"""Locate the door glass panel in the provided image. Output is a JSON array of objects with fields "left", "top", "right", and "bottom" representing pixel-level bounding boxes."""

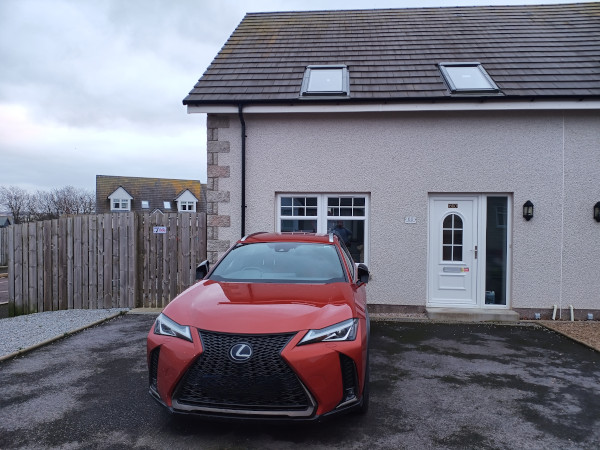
[
  {"left": 442, "top": 214, "right": 463, "bottom": 262},
  {"left": 485, "top": 197, "right": 508, "bottom": 305}
]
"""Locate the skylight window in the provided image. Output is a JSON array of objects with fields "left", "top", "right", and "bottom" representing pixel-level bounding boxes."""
[
  {"left": 439, "top": 62, "right": 500, "bottom": 94},
  {"left": 301, "top": 65, "right": 349, "bottom": 97}
]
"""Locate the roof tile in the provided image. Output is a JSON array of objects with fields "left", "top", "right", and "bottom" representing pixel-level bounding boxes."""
[{"left": 184, "top": 3, "right": 600, "bottom": 103}]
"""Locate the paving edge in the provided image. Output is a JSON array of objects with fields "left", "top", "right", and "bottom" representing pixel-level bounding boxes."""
[{"left": 0, "top": 310, "right": 128, "bottom": 362}]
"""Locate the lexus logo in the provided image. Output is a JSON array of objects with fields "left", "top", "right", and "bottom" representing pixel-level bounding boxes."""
[{"left": 229, "top": 343, "right": 253, "bottom": 362}]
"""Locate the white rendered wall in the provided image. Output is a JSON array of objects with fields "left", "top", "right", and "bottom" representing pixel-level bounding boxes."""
[{"left": 212, "top": 110, "right": 600, "bottom": 310}]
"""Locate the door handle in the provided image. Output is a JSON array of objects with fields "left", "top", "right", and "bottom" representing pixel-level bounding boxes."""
[{"left": 474, "top": 245, "right": 478, "bottom": 259}]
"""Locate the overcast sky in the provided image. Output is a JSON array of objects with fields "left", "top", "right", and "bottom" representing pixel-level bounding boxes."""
[{"left": 0, "top": 0, "right": 592, "bottom": 193}]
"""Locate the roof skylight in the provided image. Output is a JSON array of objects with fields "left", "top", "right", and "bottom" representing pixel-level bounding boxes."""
[
  {"left": 301, "top": 65, "right": 349, "bottom": 97},
  {"left": 439, "top": 62, "right": 500, "bottom": 94}
]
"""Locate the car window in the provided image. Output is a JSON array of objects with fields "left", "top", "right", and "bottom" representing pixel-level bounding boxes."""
[
  {"left": 209, "top": 242, "right": 347, "bottom": 284},
  {"left": 338, "top": 240, "right": 356, "bottom": 282}
]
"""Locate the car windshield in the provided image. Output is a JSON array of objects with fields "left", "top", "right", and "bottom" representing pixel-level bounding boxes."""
[{"left": 209, "top": 242, "right": 347, "bottom": 284}]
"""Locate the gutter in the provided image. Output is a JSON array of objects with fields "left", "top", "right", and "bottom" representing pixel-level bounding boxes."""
[{"left": 238, "top": 104, "right": 246, "bottom": 238}]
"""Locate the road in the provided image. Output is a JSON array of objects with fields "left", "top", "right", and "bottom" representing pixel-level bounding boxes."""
[{"left": 1, "top": 315, "right": 599, "bottom": 449}]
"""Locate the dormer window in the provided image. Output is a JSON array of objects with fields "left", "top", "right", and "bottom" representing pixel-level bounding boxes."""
[
  {"left": 438, "top": 62, "right": 500, "bottom": 94},
  {"left": 179, "top": 201, "right": 196, "bottom": 212},
  {"left": 175, "top": 189, "right": 199, "bottom": 213},
  {"left": 108, "top": 186, "right": 133, "bottom": 212},
  {"left": 112, "top": 199, "right": 130, "bottom": 210},
  {"left": 301, "top": 65, "right": 349, "bottom": 97}
]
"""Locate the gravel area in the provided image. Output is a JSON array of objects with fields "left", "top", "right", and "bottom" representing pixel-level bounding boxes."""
[{"left": 0, "top": 309, "right": 128, "bottom": 360}]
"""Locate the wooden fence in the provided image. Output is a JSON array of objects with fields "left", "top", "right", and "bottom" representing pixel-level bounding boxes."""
[
  {"left": 6, "top": 212, "right": 206, "bottom": 316},
  {"left": 0, "top": 227, "right": 7, "bottom": 266}
]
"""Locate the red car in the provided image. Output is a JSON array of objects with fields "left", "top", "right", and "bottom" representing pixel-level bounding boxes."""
[{"left": 147, "top": 232, "right": 370, "bottom": 420}]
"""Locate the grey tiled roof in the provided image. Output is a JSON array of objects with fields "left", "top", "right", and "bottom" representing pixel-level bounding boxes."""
[
  {"left": 184, "top": 3, "right": 600, "bottom": 104},
  {"left": 95, "top": 175, "right": 205, "bottom": 214}
]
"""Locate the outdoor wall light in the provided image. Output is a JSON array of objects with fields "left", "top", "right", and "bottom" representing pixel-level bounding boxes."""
[
  {"left": 523, "top": 200, "right": 534, "bottom": 221},
  {"left": 594, "top": 202, "right": 600, "bottom": 222}
]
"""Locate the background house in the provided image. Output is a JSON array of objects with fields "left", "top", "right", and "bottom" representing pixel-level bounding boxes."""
[
  {"left": 183, "top": 3, "right": 600, "bottom": 320},
  {"left": 96, "top": 175, "right": 206, "bottom": 214},
  {"left": 0, "top": 216, "right": 12, "bottom": 228}
]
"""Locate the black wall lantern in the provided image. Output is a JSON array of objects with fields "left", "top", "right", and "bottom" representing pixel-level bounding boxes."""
[
  {"left": 594, "top": 202, "right": 600, "bottom": 222},
  {"left": 523, "top": 200, "right": 534, "bottom": 221}
]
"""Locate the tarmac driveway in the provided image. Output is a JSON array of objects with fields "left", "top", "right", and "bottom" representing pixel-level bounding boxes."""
[{"left": 1, "top": 314, "right": 599, "bottom": 449}]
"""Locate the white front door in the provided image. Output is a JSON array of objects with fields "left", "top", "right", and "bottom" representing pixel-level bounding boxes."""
[
  {"left": 428, "top": 196, "right": 478, "bottom": 307},
  {"left": 428, "top": 194, "right": 512, "bottom": 308}
]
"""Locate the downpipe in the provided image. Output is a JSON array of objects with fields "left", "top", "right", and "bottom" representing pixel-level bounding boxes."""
[
  {"left": 238, "top": 104, "right": 246, "bottom": 238},
  {"left": 569, "top": 304, "right": 574, "bottom": 321},
  {"left": 552, "top": 304, "right": 558, "bottom": 321}
]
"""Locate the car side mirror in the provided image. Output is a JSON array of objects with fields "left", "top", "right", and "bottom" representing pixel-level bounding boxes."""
[
  {"left": 196, "top": 260, "right": 210, "bottom": 280},
  {"left": 356, "top": 263, "right": 370, "bottom": 285}
]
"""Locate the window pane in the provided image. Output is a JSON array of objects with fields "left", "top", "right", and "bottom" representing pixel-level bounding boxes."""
[
  {"left": 281, "top": 197, "right": 292, "bottom": 206},
  {"left": 328, "top": 219, "right": 365, "bottom": 263},
  {"left": 281, "top": 220, "right": 317, "bottom": 233},
  {"left": 340, "top": 198, "right": 352, "bottom": 206},
  {"left": 340, "top": 208, "right": 353, "bottom": 216},
  {"left": 444, "top": 65, "right": 496, "bottom": 91},
  {"left": 281, "top": 207, "right": 292, "bottom": 216},
  {"left": 328, "top": 198, "right": 339, "bottom": 207},
  {"left": 443, "top": 246, "right": 452, "bottom": 261},
  {"left": 443, "top": 216, "right": 452, "bottom": 228},
  {"left": 307, "top": 69, "right": 343, "bottom": 92},
  {"left": 454, "top": 230, "right": 463, "bottom": 245},
  {"left": 293, "top": 198, "right": 305, "bottom": 206},
  {"left": 454, "top": 216, "right": 463, "bottom": 229},
  {"left": 328, "top": 207, "right": 339, "bottom": 216},
  {"left": 443, "top": 230, "right": 452, "bottom": 245},
  {"left": 354, "top": 198, "right": 365, "bottom": 207},
  {"left": 306, "top": 208, "right": 317, "bottom": 216},
  {"left": 486, "top": 197, "right": 508, "bottom": 305},
  {"left": 306, "top": 198, "right": 317, "bottom": 206},
  {"left": 453, "top": 246, "right": 463, "bottom": 261},
  {"left": 353, "top": 208, "right": 365, "bottom": 216}
]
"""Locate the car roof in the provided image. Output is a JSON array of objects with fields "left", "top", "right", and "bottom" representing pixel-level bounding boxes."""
[{"left": 239, "top": 232, "right": 334, "bottom": 244}]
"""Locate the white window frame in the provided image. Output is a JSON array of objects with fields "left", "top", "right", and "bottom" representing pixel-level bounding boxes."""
[
  {"left": 178, "top": 201, "right": 196, "bottom": 212},
  {"left": 276, "top": 193, "right": 369, "bottom": 265},
  {"left": 111, "top": 198, "right": 130, "bottom": 211}
]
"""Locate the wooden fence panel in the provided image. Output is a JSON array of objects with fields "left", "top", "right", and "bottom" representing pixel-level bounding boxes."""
[
  {"left": 6, "top": 212, "right": 206, "bottom": 316},
  {"left": 0, "top": 228, "right": 8, "bottom": 266}
]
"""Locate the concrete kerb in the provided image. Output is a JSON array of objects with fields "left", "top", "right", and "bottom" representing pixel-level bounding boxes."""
[{"left": 0, "top": 310, "right": 129, "bottom": 363}]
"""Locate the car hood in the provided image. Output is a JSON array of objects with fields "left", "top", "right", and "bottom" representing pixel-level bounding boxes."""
[{"left": 162, "top": 280, "right": 356, "bottom": 334}]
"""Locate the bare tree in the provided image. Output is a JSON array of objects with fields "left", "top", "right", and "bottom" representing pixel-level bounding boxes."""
[
  {"left": 0, "top": 185, "right": 96, "bottom": 222},
  {"left": 0, "top": 185, "right": 31, "bottom": 224}
]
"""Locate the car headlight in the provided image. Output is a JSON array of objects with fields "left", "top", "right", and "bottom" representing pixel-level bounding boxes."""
[
  {"left": 154, "top": 313, "right": 193, "bottom": 342},
  {"left": 298, "top": 319, "right": 358, "bottom": 345}
]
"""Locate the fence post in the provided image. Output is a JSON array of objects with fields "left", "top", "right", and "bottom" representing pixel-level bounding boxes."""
[{"left": 8, "top": 225, "right": 15, "bottom": 317}]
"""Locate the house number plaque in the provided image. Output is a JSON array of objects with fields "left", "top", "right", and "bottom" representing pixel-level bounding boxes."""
[{"left": 448, "top": 204, "right": 458, "bottom": 208}]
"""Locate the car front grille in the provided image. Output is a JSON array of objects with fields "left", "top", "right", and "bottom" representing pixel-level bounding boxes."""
[
  {"left": 339, "top": 353, "right": 359, "bottom": 405},
  {"left": 149, "top": 348, "right": 160, "bottom": 392},
  {"left": 173, "top": 331, "right": 314, "bottom": 416}
]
